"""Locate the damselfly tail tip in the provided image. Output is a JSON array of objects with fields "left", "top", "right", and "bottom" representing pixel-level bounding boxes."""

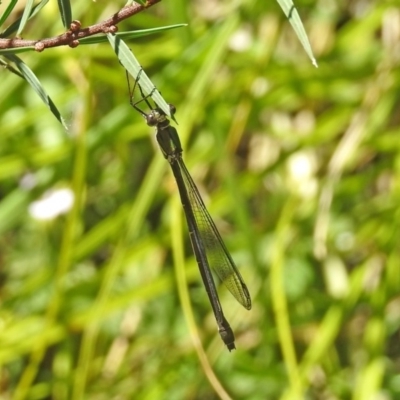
[
  {"left": 227, "top": 342, "right": 236, "bottom": 352},
  {"left": 219, "top": 321, "right": 236, "bottom": 351}
]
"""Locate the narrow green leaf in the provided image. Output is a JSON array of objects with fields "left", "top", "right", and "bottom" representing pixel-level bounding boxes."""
[
  {"left": 276, "top": 0, "right": 318, "bottom": 67},
  {"left": 0, "top": 58, "right": 24, "bottom": 78},
  {"left": 1, "top": 0, "right": 49, "bottom": 37},
  {"left": 57, "top": 0, "right": 72, "bottom": 28},
  {"left": 79, "top": 25, "right": 187, "bottom": 45},
  {"left": 0, "top": 0, "right": 19, "bottom": 28},
  {"left": 17, "top": 0, "right": 35, "bottom": 36},
  {"left": 107, "top": 33, "right": 173, "bottom": 119},
  {"left": 5, "top": 54, "right": 68, "bottom": 130},
  {"left": 0, "top": 46, "right": 36, "bottom": 55}
]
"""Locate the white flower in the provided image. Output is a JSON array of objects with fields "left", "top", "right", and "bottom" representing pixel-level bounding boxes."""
[{"left": 29, "top": 188, "right": 74, "bottom": 220}]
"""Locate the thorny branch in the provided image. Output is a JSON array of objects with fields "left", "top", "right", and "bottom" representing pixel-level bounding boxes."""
[{"left": 0, "top": 0, "right": 161, "bottom": 52}]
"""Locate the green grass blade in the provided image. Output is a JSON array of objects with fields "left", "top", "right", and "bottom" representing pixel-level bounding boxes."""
[
  {"left": 270, "top": 196, "right": 302, "bottom": 398},
  {"left": 0, "top": 189, "right": 30, "bottom": 235},
  {"left": 276, "top": 0, "right": 317, "bottom": 66}
]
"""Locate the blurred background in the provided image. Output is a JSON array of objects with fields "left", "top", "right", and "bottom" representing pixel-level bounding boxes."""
[{"left": 1, "top": 0, "right": 400, "bottom": 399}]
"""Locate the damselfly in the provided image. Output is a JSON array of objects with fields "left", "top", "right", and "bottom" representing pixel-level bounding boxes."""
[{"left": 129, "top": 79, "right": 251, "bottom": 350}]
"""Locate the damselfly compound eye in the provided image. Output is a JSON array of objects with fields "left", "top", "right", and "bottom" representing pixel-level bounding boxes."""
[{"left": 146, "top": 114, "right": 157, "bottom": 126}]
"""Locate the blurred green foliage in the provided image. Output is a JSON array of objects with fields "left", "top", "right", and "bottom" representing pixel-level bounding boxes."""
[{"left": 1, "top": 1, "right": 400, "bottom": 399}]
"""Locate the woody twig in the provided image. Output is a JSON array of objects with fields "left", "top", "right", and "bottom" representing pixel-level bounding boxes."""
[{"left": 0, "top": 0, "right": 161, "bottom": 52}]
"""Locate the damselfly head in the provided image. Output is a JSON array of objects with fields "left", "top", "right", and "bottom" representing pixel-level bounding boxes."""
[
  {"left": 146, "top": 110, "right": 161, "bottom": 127},
  {"left": 146, "top": 108, "right": 171, "bottom": 127}
]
